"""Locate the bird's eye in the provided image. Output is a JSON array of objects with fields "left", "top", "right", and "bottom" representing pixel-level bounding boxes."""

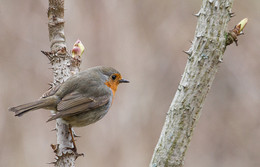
[{"left": 111, "top": 75, "right": 117, "bottom": 80}]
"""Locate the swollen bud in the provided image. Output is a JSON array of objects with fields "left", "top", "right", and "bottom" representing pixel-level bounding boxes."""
[
  {"left": 72, "top": 39, "right": 85, "bottom": 58},
  {"left": 236, "top": 18, "right": 248, "bottom": 35}
]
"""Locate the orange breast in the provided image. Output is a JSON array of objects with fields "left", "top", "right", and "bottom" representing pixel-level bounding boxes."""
[{"left": 105, "top": 81, "right": 118, "bottom": 103}]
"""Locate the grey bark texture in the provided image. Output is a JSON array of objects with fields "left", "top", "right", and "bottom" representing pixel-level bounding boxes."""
[
  {"left": 150, "top": 0, "right": 234, "bottom": 167},
  {"left": 46, "top": 0, "right": 80, "bottom": 166}
]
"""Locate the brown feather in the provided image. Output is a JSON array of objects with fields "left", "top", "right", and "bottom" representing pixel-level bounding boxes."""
[
  {"left": 47, "top": 94, "right": 110, "bottom": 122},
  {"left": 57, "top": 91, "right": 93, "bottom": 111},
  {"left": 41, "top": 84, "right": 61, "bottom": 98}
]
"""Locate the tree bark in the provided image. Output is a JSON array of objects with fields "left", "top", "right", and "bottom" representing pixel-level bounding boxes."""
[
  {"left": 46, "top": 0, "right": 80, "bottom": 166},
  {"left": 150, "top": 0, "right": 234, "bottom": 166}
]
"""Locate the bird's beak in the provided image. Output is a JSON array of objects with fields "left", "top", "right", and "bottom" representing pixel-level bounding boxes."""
[{"left": 119, "top": 79, "right": 130, "bottom": 83}]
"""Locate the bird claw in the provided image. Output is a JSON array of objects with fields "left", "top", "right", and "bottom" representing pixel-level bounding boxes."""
[{"left": 74, "top": 134, "right": 81, "bottom": 138}]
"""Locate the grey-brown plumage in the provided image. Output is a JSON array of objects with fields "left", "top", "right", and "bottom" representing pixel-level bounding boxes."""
[{"left": 9, "top": 66, "right": 129, "bottom": 127}]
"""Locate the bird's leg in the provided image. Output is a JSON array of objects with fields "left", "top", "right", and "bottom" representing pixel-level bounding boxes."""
[
  {"left": 68, "top": 125, "right": 84, "bottom": 158},
  {"left": 69, "top": 125, "right": 77, "bottom": 151}
]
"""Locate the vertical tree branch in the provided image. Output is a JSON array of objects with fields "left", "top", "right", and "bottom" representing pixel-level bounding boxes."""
[
  {"left": 48, "top": 0, "right": 66, "bottom": 51},
  {"left": 150, "top": 0, "right": 234, "bottom": 166},
  {"left": 45, "top": 0, "right": 81, "bottom": 166}
]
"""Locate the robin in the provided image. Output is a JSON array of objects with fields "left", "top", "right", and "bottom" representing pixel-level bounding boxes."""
[{"left": 9, "top": 66, "right": 129, "bottom": 151}]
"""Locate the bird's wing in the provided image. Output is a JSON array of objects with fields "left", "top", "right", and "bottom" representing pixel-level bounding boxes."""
[
  {"left": 47, "top": 91, "right": 110, "bottom": 122},
  {"left": 41, "top": 83, "right": 61, "bottom": 98}
]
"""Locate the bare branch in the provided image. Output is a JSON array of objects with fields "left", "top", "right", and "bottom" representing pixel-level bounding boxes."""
[
  {"left": 150, "top": 0, "right": 235, "bottom": 166},
  {"left": 46, "top": 0, "right": 82, "bottom": 166},
  {"left": 48, "top": 0, "right": 66, "bottom": 51}
]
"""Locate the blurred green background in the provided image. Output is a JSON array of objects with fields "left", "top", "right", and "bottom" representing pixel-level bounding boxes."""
[{"left": 1, "top": 0, "right": 260, "bottom": 166}]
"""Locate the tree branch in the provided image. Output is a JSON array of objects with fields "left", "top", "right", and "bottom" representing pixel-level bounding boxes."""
[
  {"left": 150, "top": 0, "right": 234, "bottom": 166},
  {"left": 48, "top": 0, "right": 66, "bottom": 51},
  {"left": 45, "top": 0, "right": 81, "bottom": 166}
]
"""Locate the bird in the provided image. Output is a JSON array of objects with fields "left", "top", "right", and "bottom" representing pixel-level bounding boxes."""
[{"left": 9, "top": 66, "right": 129, "bottom": 152}]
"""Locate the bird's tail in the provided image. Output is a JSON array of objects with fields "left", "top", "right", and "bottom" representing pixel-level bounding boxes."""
[{"left": 9, "top": 97, "right": 56, "bottom": 117}]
